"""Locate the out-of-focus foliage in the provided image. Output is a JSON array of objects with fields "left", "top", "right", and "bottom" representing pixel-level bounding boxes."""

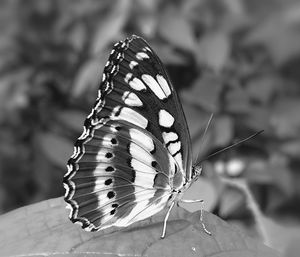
[{"left": 0, "top": 0, "right": 299, "bottom": 255}]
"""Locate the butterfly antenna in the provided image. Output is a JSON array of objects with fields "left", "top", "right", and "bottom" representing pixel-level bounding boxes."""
[
  {"left": 194, "top": 113, "right": 214, "bottom": 163},
  {"left": 195, "top": 130, "right": 264, "bottom": 165}
]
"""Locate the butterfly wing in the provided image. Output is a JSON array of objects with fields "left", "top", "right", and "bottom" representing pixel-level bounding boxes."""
[{"left": 63, "top": 35, "right": 192, "bottom": 231}]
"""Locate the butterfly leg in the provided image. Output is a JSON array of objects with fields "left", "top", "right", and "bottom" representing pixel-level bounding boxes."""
[
  {"left": 161, "top": 201, "right": 175, "bottom": 239},
  {"left": 180, "top": 199, "right": 212, "bottom": 235}
]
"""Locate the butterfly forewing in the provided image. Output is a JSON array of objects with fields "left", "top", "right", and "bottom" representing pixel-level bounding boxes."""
[{"left": 63, "top": 35, "right": 192, "bottom": 231}]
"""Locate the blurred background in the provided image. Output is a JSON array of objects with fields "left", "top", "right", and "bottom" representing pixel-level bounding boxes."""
[{"left": 0, "top": 0, "right": 300, "bottom": 255}]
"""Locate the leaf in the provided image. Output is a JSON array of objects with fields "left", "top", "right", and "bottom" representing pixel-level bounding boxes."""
[
  {"left": 225, "top": 86, "right": 251, "bottom": 114},
  {"left": 72, "top": 59, "right": 103, "bottom": 97},
  {"left": 281, "top": 140, "right": 300, "bottom": 158},
  {"left": 213, "top": 115, "right": 234, "bottom": 147},
  {"left": 159, "top": 9, "right": 196, "bottom": 52},
  {"left": 56, "top": 110, "right": 87, "bottom": 133},
  {"left": 196, "top": 32, "right": 231, "bottom": 72},
  {"left": 90, "top": 0, "right": 130, "bottom": 55},
  {"left": 0, "top": 197, "right": 280, "bottom": 257},
  {"left": 267, "top": 154, "right": 293, "bottom": 196},
  {"left": 0, "top": 68, "right": 32, "bottom": 117},
  {"left": 242, "top": 106, "right": 271, "bottom": 131},
  {"left": 261, "top": 215, "right": 300, "bottom": 254},
  {"left": 244, "top": 159, "right": 273, "bottom": 184},
  {"left": 219, "top": 186, "right": 246, "bottom": 218},
  {"left": 244, "top": 11, "right": 300, "bottom": 65},
  {"left": 182, "top": 103, "right": 210, "bottom": 139},
  {"left": 285, "top": 236, "right": 300, "bottom": 257},
  {"left": 181, "top": 73, "right": 223, "bottom": 112},
  {"left": 181, "top": 104, "right": 213, "bottom": 160},
  {"left": 37, "top": 133, "right": 73, "bottom": 168},
  {"left": 67, "top": 22, "right": 87, "bottom": 51},
  {"left": 284, "top": 2, "right": 300, "bottom": 24},
  {"left": 270, "top": 98, "right": 300, "bottom": 137},
  {"left": 245, "top": 76, "right": 278, "bottom": 104},
  {"left": 246, "top": 154, "right": 293, "bottom": 196},
  {"left": 151, "top": 42, "right": 187, "bottom": 65}
]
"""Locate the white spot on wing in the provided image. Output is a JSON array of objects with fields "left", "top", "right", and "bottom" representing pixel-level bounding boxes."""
[
  {"left": 108, "top": 124, "right": 121, "bottom": 133},
  {"left": 131, "top": 159, "right": 156, "bottom": 175},
  {"left": 97, "top": 89, "right": 101, "bottom": 100},
  {"left": 111, "top": 106, "right": 121, "bottom": 116},
  {"left": 142, "top": 74, "right": 167, "bottom": 100},
  {"left": 110, "top": 65, "right": 116, "bottom": 74},
  {"left": 114, "top": 192, "right": 169, "bottom": 227},
  {"left": 168, "top": 141, "right": 181, "bottom": 155},
  {"left": 70, "top": 145, "right": 80, "bottom": 159},
  {"left": 136, "top": 52, "right": 149, "bottom": 60},
  {"left": 129, "top": 78, "right": 146, "bottom": 91},
  {"left": 129, "top": 61, "right": 138, "bottom": 69},
  {"left": 124, "top": 73, "right": 133, "bottom": 83},
  {"left": 129, "top": 128, "right": 154, "bottom": 152},
  {"left": 95, "top": 150, "right": 113, "bottom": 161},
  {"left": 168, "top": 153, "right": 176, "bottom": 176},
  {"left": 63, "top": 182, "right": 70, "bottom": 197},
  {"left": 84, "top": 225, "right": 93, "bottom": 232},
  {"left": 74, "top": 221, "right": 84, "bottom": 229},
  {"left": 93, "top": 177, "right": 112, "bottom": 191},
  {"left": 156, "top": 75, "right": 171, "bottom": 97},
  {"left": 111, "top": 107, "right": 148, "bottom": 129},
  {"left": 114, "top": 190, "right": 155, "bottom": 226},
  {"left": 129, "top": 143, "right": 154, "bottom": 166},
  {"left": 102, "top": 135, "right": 117, "bottom": 147},
  {"left": 95, "top": 187, "right": 115, "bottom": 206},
  {"left": 159, "top": 109, "right": 175, "bottom": 128},
  {"left": 122, "top": 91, "right": 143, "bottom": 107},
  {"left": 174, "top": 152, "right": 183, "bottom": 171},
  {"left": 162, "top": 132, "right": 178, "bottom": 144},
  {"left": 144, "top": 46, "right": 152, "bottom": 52},
  {"left": 132, "top": 168, "right": 156, "bottom": 188}
]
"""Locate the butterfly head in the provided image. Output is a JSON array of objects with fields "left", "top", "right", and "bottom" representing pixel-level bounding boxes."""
[{"left": 191, "top": 165, "right": 202, "bottom": 182}]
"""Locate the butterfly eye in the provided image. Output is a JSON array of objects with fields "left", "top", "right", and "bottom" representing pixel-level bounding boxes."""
[{"left": 192, "top": 166, "right": 202, "bottom": 179}]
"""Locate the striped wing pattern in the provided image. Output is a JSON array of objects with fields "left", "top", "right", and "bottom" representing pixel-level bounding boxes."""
[{"left": 63, "top": 35, "right": 192, "bottom": 231}]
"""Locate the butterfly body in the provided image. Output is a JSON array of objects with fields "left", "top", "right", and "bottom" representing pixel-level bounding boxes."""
[{"left": 63, "top": 35, "right": 204, "bottom": 235}]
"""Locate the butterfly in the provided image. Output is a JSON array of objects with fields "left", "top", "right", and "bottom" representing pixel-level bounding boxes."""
[{"left": 63, "top": 35, "right": 211, "bottom": 238}]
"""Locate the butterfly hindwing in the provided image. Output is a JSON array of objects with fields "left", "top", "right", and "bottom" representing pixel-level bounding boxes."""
[{"left": 63, "top": 35, "right": 192, "bottom": 231}]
